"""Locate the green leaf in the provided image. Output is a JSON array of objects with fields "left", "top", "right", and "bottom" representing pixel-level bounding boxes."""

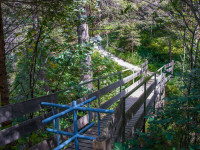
[
  {"left": 28, "top": 48, "right": 34, "bottom": 52},
  {"left": 165, "top": 133, "right": 173, "bottom": 141},
  {"left": 17, "top": 52, "right": 22, "bottom": 56},
  {"left": 149, "top": 117, "right": 154, "bottom": 122},
  {"left": 15, "top": 33, "right": 21, "bottom": 36}
]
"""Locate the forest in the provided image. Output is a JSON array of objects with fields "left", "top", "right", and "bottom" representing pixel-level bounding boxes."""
[{"left": 0, "top": 0, "right": 200, "bottom": 149}]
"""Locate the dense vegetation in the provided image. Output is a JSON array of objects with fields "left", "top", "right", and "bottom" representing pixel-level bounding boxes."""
[{"left": 0, "top": 0, "right": 199, "bottom": 149}]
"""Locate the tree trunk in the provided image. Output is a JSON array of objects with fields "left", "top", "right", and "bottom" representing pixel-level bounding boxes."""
[
  {"left": 0, "top": 2, "right": 11, "bottom": 127},
  {"left": 39, "top": 55, "right": 52, "bottom": 94},
  {"left": 0, "top": 2, "right": 9, "bottom": 106},
  {"left": 77, "top": 6, "right": 93, "bottom": 89}
]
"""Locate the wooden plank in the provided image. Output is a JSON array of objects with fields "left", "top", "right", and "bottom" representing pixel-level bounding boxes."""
[
  {"left": 134, "top": 66, "right": 147, "bottom": 79},
  {"left": 100, "top": 76, "right": 145, "bottom": 110},
  {"left": 125, "top": 80, "right": 155, "bottom": 121},
  {"left": 0, "top": 74, "right": 132, "bottom": 147},
  {"left": 100, "top": 83, "right": 137, "bottom": 109},
  {"left": 0, "top": 112, "right": 54, "bottom": 146},
  {"left": 134, "top": 70, "right": 143, "bottom": 78},
  {"left": 157, "top": 61, "right": 172, "bottom": 73},
  {"left": 101, "top": 99, "right": 124, "bottom": 141},
  {"left": 133, "top": 92, "right": 159, "bottom": 134},
  {"left": 74, "top": 74, "right": 134, "bottom": 105},
  {"left": 125, "top": 92, "right": 158, "bottom": 140},
  {"left": 29, "top": 114, "right": 94, "bottom": 150},
  {"left": 115, "top": 80, "right": 156, "bottom": 139},
  {"left": 104, "top": 79, "right": 156, "bottom": 142},
  {"left": 141, "top": 59, "right": 148, "bottom": 68},
  {"left": 0, "top": 94, "right": 58, "bottom": 123},
  {"left": 164, "top": 62, "right": 172, "bottom": 69},
  {"left": 0, "top": 110, "right": 96, "bottom": 147},
  {"left": 166, "top": 67, "right": 173, "bottom": 73}
]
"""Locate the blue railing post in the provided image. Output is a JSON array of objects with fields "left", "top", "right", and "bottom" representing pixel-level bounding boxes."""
[
  {"left": 41, "top": 96, "right": 114, "bottom": 150},
  {"left": 52, "top": 106, "right": 59, "bottom": 146},
  {"left": 88, "top": 102, "right": 91, "bottom": 124},
  {"left": 56, "top": 117, "right": 59, "bottom": 146},
  {"left": 52, "top": 106, "right": 56, "bottom": 130},
  {"left": 73, "top": 101, "right": 79, "bottom": 150},
  {"left": 97, "top": 112, "right": 100, "bottom": 135}
]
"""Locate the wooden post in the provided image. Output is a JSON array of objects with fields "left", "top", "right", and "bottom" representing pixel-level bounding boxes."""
[
  {"left": 162, "top": 71, "right": 166, "bottom": 106},
  {"left": 145, "top": 59, "right": 148, "bottom": 77},
  {"left": 122, "top": 97, "right": 126, "bottom": 144},
  {"left": 154, "top": 73, "right": 157, "bottom": 113},
  {"left": 159, "top": 69, "right": 162, "bottom": 101},
  {"left": 106, "top": 32, "right": 108, "bottom": 48},
  {"left": 143, "top": 82, "right": 146, "bottom": 132},
  {"left": 93, "top": 136, "right": 111, "bottom": 150},
  {"left": 132, "top": 69, "right": 135, "bottom": 85},
  {"left": 119, "top": 72, "right": 122, "bottom": 93},
  {"left": 171, "top": 60, "right": 174, "bottom": 75}
]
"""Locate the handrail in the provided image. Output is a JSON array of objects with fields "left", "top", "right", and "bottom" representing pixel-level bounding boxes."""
[
  {"left": 41, "top": 96, "right": 114, "bottom": 150},
  {"left": 93, "top": 60, "right": 174, "bottom": 148},
  {"left": 55, "top": 69, "right": 130, "bottom": 94},
  {"left": 123, "top": 64, "right": 169, "bottom": 100},
  {"left": 157, "top": 60, "right": 174, "bottom": 73},
  {"left": 118, "top": 60, "right": 174, "bottom": 142},
  {"left": 124, "top": 72, "right": 156, "bottom": 99},
  {"left": 0, "top": 59, "right": 148, "bottom": 148}
]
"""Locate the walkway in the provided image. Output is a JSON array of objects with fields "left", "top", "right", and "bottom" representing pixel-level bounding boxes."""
[
  {"left": 97, "top": 45, "right": 141, "bottom": 71},
  {"left": 66, "top": 78, "right": 156, "bottom": 149}
]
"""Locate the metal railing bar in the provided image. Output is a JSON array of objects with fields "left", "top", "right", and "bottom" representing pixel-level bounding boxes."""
[
  {"left": 88, "top": 102, "right": 91, "bottom": 124},
  {"left": 41, "top": 102, "right": 71, "bottom": 109},
  {"left": 78, "top": 134, "right": 95, "bottom": 140},
  {"left": 79, "top": 122, "right": 95, "bottom": 134},
  {"left": 42, "top": 98, "right": 114, "bottom": 150},
  {"left": 76, "top": 107, "right": 114, "bottom": 113},
  {"left": 52, "top": 107, "right": 56, "bottom": 129},
  {"left": 54, "top": 134, "right": 77, "bottom": 150},
  {"left": 97, "top": 112, "right": 100, "bottom": 135},
  {"left": 42, "top": 107, "right": 74, "bottom": 124},
  {"left": 42, "top": 104, "right": 114, "bottom": 124},
  {"left": 56, "top": 117, "right": 59, "bottom": 145},
  {"left": 73, "top": 101, "right": 78, "bottom": 150},
  {"left": 46, "top": 128, "right": 73, "bottom": 136}
]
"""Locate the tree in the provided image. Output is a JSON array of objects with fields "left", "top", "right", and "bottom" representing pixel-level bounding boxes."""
[
  {"left": 77, "top": 1, "right": 93, "bottom": 89},
  {"left": 0, "top": 2, "right": 9, "bottom": 109}
]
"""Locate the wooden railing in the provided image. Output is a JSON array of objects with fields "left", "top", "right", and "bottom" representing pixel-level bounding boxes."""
[
  {"left": 93, "top": 60, "right": 174, "bottom": 149},
  {"left": 0, "top": 59, "right": 174, "bottom": 150},
  {"left": 0, "top": 60, "right": 148, "bottom": 149}
]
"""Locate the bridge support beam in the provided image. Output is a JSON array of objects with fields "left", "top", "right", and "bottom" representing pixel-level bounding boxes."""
[{"left": 93, "top": 136, "right": 111, "bottom": 150}]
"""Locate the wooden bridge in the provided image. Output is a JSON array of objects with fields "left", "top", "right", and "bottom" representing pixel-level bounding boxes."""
[{"left": 0, "top": 59, "right": 174, "bottom": 150}]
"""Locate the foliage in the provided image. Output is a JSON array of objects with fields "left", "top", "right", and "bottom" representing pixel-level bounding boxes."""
[
  {"left": 115, "top": 69, "right": 200, "bottom": 149},
  {"left": 1, "top": 0, "right": 200, "bottom": 149}
]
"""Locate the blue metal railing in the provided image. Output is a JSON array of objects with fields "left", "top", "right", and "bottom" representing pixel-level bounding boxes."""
[{"left": 41, "top": 96, "right": 114, "bottom": 150}]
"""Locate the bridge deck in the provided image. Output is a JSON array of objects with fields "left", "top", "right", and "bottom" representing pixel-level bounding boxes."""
[{"left": 65, "top": 79, "right": 156, "bottom": 149}]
